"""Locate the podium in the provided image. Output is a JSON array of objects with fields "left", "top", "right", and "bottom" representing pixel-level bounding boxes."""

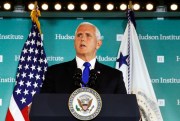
[{"left": 29, "top": 94, "right": 140, "bottom": 121}]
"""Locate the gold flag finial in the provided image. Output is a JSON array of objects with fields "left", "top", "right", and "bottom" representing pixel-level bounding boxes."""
[
  {"left": 30, "top": 1, "right": 41, "bottom": 34},
  {"left": 34, "top": 1, "right": 37, "bottom": 8},
  {"left": 128, "top": 1, "right": 133, "bottom": 10}
]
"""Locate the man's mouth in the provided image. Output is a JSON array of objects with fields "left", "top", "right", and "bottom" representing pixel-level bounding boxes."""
[{"left": 80, "top": 44, "right": 86, "bottom": 47}]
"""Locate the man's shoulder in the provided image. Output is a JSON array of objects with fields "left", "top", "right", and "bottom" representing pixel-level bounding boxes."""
[
  {"left": 97, "top": 62, "right": 122, "bottom": 74},
  {"left": 48, "top": 60, "right": 75, "bottom": 70}
]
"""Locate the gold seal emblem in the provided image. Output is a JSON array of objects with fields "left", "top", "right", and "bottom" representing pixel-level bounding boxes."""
[{"left": 68, "top": 87, "right": 102, "bottom": 120}]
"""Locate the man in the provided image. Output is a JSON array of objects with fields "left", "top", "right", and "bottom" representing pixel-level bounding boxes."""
[{"left": 40, "top": 22, "right": 127, "bottom": 94}]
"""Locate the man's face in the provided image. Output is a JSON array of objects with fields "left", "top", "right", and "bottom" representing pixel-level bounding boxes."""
[{"left": 74, "top": 24, "right": 102, "bottom": 58}]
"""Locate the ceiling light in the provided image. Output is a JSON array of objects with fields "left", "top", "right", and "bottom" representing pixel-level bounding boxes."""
[
  {"left": 94, "top": 3, "right": 101, "bottom": 11},
  {"left": 133, "top": 3, "right": 140, "bottom": 10},
  {"left": 81, "top": 3, "right": 88, "bottom": 11},
  {"left": 67, "top": 3, "right": 75, "bottom": 10},
  {"left": 170, "top": 4, "right": 178, "bottom": 11},
  {"left": 28, "top": 3, "right": 34, "bottom": 10},
  {"left": 41, "top": 3, "right": 48, "bottom": 10},
  {"left": 107, "top": 4, "right": 114, "bottom": 11},
  {"left": 54, "top": 3, "right": 61, "bottom": 10},
  {"left": 120, "top": 4, "right": 127, "bottom": 10},
  {"left": 4, "top": 3, "right": 11, "bottom": 10},
  {"left": 146, "top": 3, "right": 153, "bottom": 11}
]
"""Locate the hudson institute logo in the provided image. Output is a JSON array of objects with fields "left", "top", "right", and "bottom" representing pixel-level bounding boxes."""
[
  {"left": 0, "top": 98, "right": 2, "bottom": 106},
  {"left": 0, "top": 55, "right": 3, "bottom": 62},
  {"left": 68, "top": 88, "right": 102, "bottom": 120}
]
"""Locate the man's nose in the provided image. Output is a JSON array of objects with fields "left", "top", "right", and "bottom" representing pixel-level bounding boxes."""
[{"left": 81, "top": 35, "right": 86, "bottom": 41}]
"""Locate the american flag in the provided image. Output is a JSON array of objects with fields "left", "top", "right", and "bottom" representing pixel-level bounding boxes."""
[{"left": 6, "top": 22, "right": 48, "bottom": 121}]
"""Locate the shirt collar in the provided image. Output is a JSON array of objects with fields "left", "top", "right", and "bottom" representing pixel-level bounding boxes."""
[{"left": 76, "top": 56, "right": 96, "bottom": 69}]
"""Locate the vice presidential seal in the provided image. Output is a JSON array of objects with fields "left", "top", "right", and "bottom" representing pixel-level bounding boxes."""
[{"left": 68, "top": 87, "right": 102, "bottom": 121}]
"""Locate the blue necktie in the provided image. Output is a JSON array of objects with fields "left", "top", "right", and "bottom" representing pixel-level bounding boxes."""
[{"left": 82, "top": 62, "right": 91, "bottom": 87}]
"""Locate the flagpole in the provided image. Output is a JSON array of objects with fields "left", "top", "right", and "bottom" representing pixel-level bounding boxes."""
[
  {"left": 30, "top": 1, "right": 41, "bottom": 34},
  {"left": 128, "top": 1, "right": 133, "bottom": 9},
  {"left": 128, "top": 2, "right": 142, "bottom": 120},
  {"left": 127, "top": 1, "right": 133, "bottom": 94},
  {"left": 29, "top": 0, "right": 41, "bottom": 112}
]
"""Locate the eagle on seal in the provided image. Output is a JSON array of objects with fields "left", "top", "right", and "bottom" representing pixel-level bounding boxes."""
[{"left": 77, "top": 98, "right": 93, "bottom": 111}]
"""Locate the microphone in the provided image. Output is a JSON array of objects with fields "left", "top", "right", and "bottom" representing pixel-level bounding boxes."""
[
  {"left": 88, "top": 69, "right": 98, "bottom": 87},
  {"left": 73, "top": 68, "right": 82, "bottom": 87}
]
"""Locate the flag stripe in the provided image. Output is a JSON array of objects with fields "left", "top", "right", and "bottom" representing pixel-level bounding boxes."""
[
  {"left": 21, "top": 106, "right": 30, "bottom": 121},
  {"left": 8, "top": 96, "right": 25, "bottom": 121},
  {"left": 6, "top": 109, "right": 14, "bottom": 121}
]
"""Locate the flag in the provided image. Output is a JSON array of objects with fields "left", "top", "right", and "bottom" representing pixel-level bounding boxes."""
[
  {"left": 116, "top": 9, "right": 163, "bottom": 121},
  {"left": 5, "top": 20, "right": 48, "bottom": 120}
]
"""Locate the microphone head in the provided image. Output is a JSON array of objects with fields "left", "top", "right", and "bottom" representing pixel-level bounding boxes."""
[
  {"left": 88, "top": 69, "right": 98, "bottom": 87},
  {"left": 73, "top": 68, "right": 82, "bottom": 87},
  {"left": 74, "top": 68, "right": 82, "bottom": 74},
  {"left": 89, "top": 69, "right": 97, "bottom": 80}
]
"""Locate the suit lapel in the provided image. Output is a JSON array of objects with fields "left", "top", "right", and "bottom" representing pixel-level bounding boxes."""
[
  {"left": 94, "top": 60, "right": 103, "bottom": 89},
  {"left": 67, "top": 59, "right": 77, "bottom": 73},
  {"left": 67, "top": 59, "right": 79, "bottom": 91},
  {"left": 95, "top": 60, "right": 103, "bottom": 74}
]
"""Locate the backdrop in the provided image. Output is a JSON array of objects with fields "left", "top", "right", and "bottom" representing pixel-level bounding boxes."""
[{"left": 0, "top": 18, "right": 180, "bottom": 121}]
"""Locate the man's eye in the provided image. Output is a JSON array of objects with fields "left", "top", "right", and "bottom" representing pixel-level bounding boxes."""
[
  {"left": 86, "top": 33, "right": 92, "bottom": 37},
  {"left": 77, "top": 34, "right": 82, "bottom": 37}
]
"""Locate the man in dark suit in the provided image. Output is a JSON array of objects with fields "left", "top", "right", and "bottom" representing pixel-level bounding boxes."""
[{"left": 40, "top": 22, "right": 127, "bottom": 94}]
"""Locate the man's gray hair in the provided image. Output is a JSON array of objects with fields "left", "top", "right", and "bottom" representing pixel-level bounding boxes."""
[{"left": 75, "top": 22, "right": 102, "bottom": 40}]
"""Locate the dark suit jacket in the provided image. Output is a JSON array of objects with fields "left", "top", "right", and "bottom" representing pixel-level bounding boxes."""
[{"left": 40, "top": 59, "right": 127, "bottom": 94}]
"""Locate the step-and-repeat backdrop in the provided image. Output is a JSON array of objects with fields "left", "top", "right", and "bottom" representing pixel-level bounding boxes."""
[{"left": 0, "top": 18, "right": 180, "bottom": 121}]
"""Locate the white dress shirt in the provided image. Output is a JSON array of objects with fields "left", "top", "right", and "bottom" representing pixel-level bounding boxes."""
[{"left": 76, "top": 56, "right": 96, "bottom": 72}]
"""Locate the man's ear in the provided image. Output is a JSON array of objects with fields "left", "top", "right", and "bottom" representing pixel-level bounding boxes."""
[{"left": 96, "top": 40, "right": 102, "bottom": 49}]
